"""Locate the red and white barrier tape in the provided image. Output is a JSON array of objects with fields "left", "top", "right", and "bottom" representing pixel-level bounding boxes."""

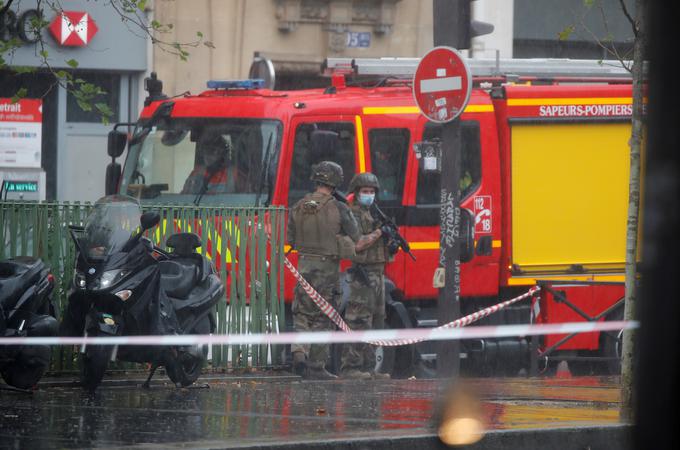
[
  {"left": 285, "top": 256, "right": 540, "bottom": 346},
  {"left": 0, "top": 259, "right": 630, "bottom": 348},
  {"left": 283, "top": 257, "right": 351, "bottom": 332},
  {"left": 0, "top": 321, "right": 636, "bottom": 347}
]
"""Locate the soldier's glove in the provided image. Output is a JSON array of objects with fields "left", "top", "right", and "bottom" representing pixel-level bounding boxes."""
[
  {"left": 387, "top": 239, "right": 400, "bottom": 255},
  {"left": 380, "top": 224, "right": 395, "bottom": 237}
]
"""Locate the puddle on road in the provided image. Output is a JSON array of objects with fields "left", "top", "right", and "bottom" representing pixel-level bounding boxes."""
[{"left": 0, "top": 377, "right": 622, "bottom": 448}]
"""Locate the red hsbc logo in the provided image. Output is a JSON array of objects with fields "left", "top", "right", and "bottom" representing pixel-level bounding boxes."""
[{"left": 49, "top": 11, "right": 99, "bottom": 47}]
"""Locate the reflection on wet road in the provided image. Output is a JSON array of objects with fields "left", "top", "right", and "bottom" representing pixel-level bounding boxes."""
[{"left": 0, "top": 376, "right": 622, "bottom": 448}]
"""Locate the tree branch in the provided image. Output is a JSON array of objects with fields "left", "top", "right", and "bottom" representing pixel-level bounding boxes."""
[
  {"left": 618, "top": 0, "right": 637, "bottom": 34},
  {"left": 0, "top": 0, "right": 16, "bottom": 16}
]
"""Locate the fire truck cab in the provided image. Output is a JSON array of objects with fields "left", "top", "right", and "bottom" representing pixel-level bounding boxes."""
[{"left": 108, "top": 57, "right": 634, "bottom": 376}]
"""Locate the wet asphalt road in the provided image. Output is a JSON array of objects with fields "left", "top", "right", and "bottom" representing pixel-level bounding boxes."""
[{"left": 0, "top": 375, "right": 623, "bottom": 449}]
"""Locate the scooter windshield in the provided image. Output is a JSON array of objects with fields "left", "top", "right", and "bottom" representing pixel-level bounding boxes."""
[{"left": 82, "top": 195, "right": 143, "bottom": 259}]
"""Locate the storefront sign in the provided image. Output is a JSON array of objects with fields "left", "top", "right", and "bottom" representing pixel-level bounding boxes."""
[
  {"left": 0, "top": 8, "right": 42, "bottom": 43},
  {"left": 2, "top": 180, "right": 38, "bottom": 193},
  {"left": 49, "top": 11, "right": 99, "bottom": 46},
  {"left": 0, "top": 99, "right": 43, "bottom": 168}
]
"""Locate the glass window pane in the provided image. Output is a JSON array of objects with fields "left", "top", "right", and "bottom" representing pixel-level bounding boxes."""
[
  {"left": 66, "top": 72, "right": 120, "bottom": 123},
  {"left": 415, "top": 121, "right": 482, "bottom": 205},
  {"left": 119, "top": 118, "right": 282, "bottom": 206},
  {"left": 288, "top": 122, "right": 356, "bottom": 206},
  {"left": 368, "top": 128, "right": 410, "bottom": 207}
]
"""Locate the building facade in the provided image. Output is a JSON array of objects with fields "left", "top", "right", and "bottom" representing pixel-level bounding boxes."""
[{"left": 152, "top": 0, "right": 633, "bottom": 97}]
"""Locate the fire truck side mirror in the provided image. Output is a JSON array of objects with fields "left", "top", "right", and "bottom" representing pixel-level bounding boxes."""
[
  {"left": 105, "top": 162, "right": 121, "bottom": 196},
  {"left": 108, "top": 130, "right": 127, "bottom": 158},
  {"left": 460, "top": 208, "right": 475, "bottom": 263}
]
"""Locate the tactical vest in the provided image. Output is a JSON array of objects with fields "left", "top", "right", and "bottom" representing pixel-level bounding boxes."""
[
  {"left": 351, "top": 204, "right": 388, "bottom": 264},
  {"left": 292, "top": 192, "right": 342, "bottom": 257}
]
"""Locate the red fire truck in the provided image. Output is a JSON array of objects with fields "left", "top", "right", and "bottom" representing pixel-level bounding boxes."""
[{"left": 107, "top": 57, "right": 633, "bottom": 376}]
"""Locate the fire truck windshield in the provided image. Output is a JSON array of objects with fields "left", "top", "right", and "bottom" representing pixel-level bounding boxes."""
[{"left": 119, "top": 118, "right": 282, "bottom": 206}]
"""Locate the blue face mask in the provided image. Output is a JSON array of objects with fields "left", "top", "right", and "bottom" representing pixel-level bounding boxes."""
[{"left": 357, "top": 193, "right": 375, "bottom": 207}]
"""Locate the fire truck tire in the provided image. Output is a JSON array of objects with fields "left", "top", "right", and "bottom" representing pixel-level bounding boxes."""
[
  {"left": 600, "top": 301, "right": 624, "bottom": 375},
  {"left": 378, "top": 288, "right": 419, "bottom": 378}
]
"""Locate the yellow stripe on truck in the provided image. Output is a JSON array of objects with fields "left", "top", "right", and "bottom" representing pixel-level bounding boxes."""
[
  {"left": 362, "top": 105, "right": 493, "bottom": 115},
  {"left": 355, "top": 115, "right": 366, "bottom": 172},
  {"left": 508, "top": 97, "right": 632, "bottom": 106},
  {"left": 407, "top": 240, "right": 501, "bottom": 250},
  {"left": 508, "top": 274, "right": 625, "bottom": 286}
]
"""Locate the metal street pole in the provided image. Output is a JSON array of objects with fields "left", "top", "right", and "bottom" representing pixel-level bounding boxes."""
[{"left": 433, "top": 0, "right": 467, "bottom": 378}]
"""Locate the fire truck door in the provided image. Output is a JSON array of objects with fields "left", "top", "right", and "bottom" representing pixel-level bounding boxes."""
[
  {"left": 279, "top": 116, "right": 360, "bottom": 300},
  {"left": 358, "top": 114, "right": 414, "bottom": 289}
]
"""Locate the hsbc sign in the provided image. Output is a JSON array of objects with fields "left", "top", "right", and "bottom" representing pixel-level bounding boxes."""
[{"left": 49, "top": 11, "right": 99, "bottom": 47}]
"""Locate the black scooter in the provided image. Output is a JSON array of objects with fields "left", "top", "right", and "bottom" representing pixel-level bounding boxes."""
[
  {"left": 61, "top": 195, "right": 223, "bottom": 391},
  {"left": 0, "top": 257, "right": 58, "bottom": 390}
]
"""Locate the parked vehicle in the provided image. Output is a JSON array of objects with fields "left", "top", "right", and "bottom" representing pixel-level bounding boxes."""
[
  {"left": 0, "top": 257, "right": 58, "bottom": 389},
  {"left": 103, "top": 57, "right": 633, "bottom": 376},
  {"left": 61, "top": 195, "right": 223, "bottom": 390}
]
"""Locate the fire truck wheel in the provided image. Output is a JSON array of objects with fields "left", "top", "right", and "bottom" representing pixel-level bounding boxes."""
[{"left": 600, "top": 301, "right": 624, "bottom": 375}]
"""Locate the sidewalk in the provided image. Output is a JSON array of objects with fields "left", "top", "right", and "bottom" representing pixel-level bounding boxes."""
[{"left": 1, "top": 375, "right": 629, "bottom": 449}]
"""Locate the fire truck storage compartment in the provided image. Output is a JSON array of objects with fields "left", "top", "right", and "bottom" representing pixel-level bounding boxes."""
[
  {"left": 535, "top": 283, "right": 624, "bottom": 350},
  {"left": 510, "top": 122, "right": 631, "bottom": 275}
]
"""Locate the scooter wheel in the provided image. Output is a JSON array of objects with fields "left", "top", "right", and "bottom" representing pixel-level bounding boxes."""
[
  {"left": 1, "top": 346, "right": 51, "bottom": 390},
  {"left": 166, "top": 348, "right": 205, "bottom": 387},
  {"left": 80, "top": 345, "right": 112, "bottom": 391}
]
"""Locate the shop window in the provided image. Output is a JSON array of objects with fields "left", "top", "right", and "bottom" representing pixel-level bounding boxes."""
[
  {"left": 368, "top": 128, "right": 409, "bottom": 207},
  {"left": 288, "top": 122, "right": 356, "bottom": 206},
  {"left": 415, "top": 121, "right": 481, "bottom": 205},
  {"left": 66, "top": 72, "right": 120, "bottom": 123}
]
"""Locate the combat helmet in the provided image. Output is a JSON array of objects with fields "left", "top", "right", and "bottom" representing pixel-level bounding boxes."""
[
  {"left": 310, "top": 161, "right": 344, "bottom": 187},
  {"left": 348, "top": 172, "right": 380, "bottom": 193}
]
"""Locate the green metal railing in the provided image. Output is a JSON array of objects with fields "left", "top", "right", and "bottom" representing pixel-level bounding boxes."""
[{"left": 0, "top": 201, "right": 286, "bottom": 372}]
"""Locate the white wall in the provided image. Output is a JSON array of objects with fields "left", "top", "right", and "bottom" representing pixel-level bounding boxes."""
[{"left": 472, "top": 0, "right": 514, "bottom": 59}]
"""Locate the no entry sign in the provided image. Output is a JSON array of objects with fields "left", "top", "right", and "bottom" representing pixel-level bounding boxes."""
[{"left": 413, "top": 46, "right": 471, "bottom": 123}]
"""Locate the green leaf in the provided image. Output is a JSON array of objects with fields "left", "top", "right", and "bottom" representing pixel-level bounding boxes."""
[
  {"left": 196, "top": 31, "right": 203, "bottom": 38},
  {"left": 138, "top": 0, "right": 148, "bottom": 11},
  {"left": 77, "top": 99, "right": 92, "bottom": 112},
  {"left": 14, "top": 66, "right": 36, "bottom": 74},
  {"left": 151, "top": 20, "right": 161, "bottom": 29},
  {"left": 10, "top": 88, "right": 28, "bottom": 104},
  {"left": 583, "top": 0, "right": 595, "bottom": 8},
  {"left": 39, "top": 50, "right": 49, "bottom": 59},
  {"left": 558, "top": 25, "right": 575, "bottom": 41},
  {"left": 66, "top": 59, "right": 79, "bottom": 68}
]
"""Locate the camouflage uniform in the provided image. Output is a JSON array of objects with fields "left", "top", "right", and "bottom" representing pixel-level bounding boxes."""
[
  {"left": 287, "top": 163, "right": 360, "bottom": 373},
  {"left": 340, "top": 174, "right": 392, "bottom": 376}
]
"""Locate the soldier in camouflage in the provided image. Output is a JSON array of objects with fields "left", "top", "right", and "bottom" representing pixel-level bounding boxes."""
[
  {"left": 286, "top": 161, "right": 361, "bottom": 380},
  {"left": 340, "top": 172, "right": 396, "bottom": 380}
]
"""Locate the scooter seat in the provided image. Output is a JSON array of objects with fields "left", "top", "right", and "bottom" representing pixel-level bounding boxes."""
[
  {"left": 0, "top": 257, "right": 44, "bottom": 311},
  {"left": 159, "top": 259, "right": 199, "bottom": 299}
]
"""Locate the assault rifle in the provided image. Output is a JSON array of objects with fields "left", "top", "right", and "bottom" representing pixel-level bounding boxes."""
[
  {"left": 369, "top": 203, "right": 417, "bottom": 261},
  {"left": 332, "top": 190, "right": 416, "bottom": 261}
]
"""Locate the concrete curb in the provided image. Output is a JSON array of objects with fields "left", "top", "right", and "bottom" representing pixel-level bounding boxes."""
[{"left": 105, "top": 424, "right": 632, "bottom": 450}]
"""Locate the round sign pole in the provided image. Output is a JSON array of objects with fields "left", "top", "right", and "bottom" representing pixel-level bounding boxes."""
[{"left": 413, "top": 46, "right": 472, "bottom": 379}]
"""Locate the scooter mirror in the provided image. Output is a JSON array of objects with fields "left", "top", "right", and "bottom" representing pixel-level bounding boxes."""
[{"left": 140, "top": 211, "right": 160, "bottom": 231}]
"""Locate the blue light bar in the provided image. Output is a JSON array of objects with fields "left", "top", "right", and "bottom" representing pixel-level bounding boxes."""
[{"left": 207, "top": 79, "right": 265, "bottom": 90}]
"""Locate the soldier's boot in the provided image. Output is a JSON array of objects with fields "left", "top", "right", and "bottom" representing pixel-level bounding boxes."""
[
  {"left": 305, "top": 366, "right": 338, "bottom": 380},
  {"left": 292, "top": 351, "right": 307, "bottom": 377},
  {"left": 340, "top": 369, "right": 372, "bottom": 380}
]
